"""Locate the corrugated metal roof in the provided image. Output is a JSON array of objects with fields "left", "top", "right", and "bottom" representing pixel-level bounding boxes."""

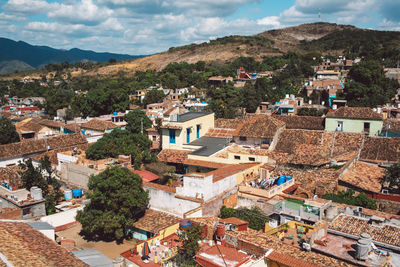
[{"left": 72, "top": 250, "right": 113, "bottom": 267}]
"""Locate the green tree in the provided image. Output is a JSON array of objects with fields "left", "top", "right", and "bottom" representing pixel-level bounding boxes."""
[
  {"left": 124, "top": 110, "right": 152, "bottom": 134},
  {"left": 384, "top": 164, "right": 400, "bottom": 189},
  {"left": 176, "top": 223, "right": 202, "bottom": 264},
  {"left": 18, "top": 157, "right": 62, "bottom": 214},
  {"left": 323, "top": 190, "right": 377, "bottom": 210},
  {"left": 344, "top": 60, "right": 399, "bottom": 107},
  {"left": 0, "top": 117, "right": 20, "bottom": 145},
  {"left": 85, "top": 129, "right": 155, "bottom": 168},
  {"left": 142, "top": 89, "right": 165, "bottom": 107},
  {"left": 77, "top": 167, "right": 149, "bottom": 242}
]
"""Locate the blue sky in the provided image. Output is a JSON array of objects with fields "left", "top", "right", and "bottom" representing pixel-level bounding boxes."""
[{"left": 0, "top": 0, "right": 399, "bottom": 55}]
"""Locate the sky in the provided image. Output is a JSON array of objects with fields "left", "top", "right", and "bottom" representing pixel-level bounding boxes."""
[{"left": 0, "top": 0, "right": 399, "bottom": 55}]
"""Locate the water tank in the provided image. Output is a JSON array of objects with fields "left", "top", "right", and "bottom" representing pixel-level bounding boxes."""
[
  {"left": 332, "top": 104, "right": 337, "bottom": 110},
  {"left": 72, "top": 189, "right": 83, "bottom": 198},
  {"left": 356, "top": 237, "right": 371, "bottom": 261},
  {"left": 285, "top": 176, "right": 292, "bottom": 182},
  {"left": 30, "top": 186, "right": 43, "bottom": 200},
  {"left": 325, "top": 206, "right": 338, "bottom": 220},
  {"left": 64, "top": 189, "right": 72, "bottom": 201},
  {"left": 113, "top": 112, "right": 118, "bottom": 115},
  {"left": 216, "top": 223, "right": 225, "bottom": 239},
  {"left": 179, "top": 219, "right": 192, "bottom": 230},
  {"left": 277, "top": 176, "right": 286, "bottom": 186}
]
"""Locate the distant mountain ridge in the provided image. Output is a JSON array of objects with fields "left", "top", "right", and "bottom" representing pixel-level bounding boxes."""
[{"left": 0, "top": 37, "right": 144, "bottom": 74}]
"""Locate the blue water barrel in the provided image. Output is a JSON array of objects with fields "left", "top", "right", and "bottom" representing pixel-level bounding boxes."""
[
  {"left": 64, "top": 189, "right": 72, "bottom": 200},
  {"left": 277, "top": 176, "right": 286, "bottom": 186},
  {"left": 179, "top": 219, "right": 192, "bottom": 230},
  {"left": 113, "top": 112, "right": 118, "bottom": 115},
  {"left": 286, "top": 176, "right": 292, "bottom": 181},
  {"left": 72, "top": 189, "right": 83, "bottom": 198}
]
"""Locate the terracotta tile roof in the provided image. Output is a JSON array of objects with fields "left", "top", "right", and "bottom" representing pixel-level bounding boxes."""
[
  {"left": 143, "top": 182, "right": 176, "bottom": 193},
  {"left": 329, "top": 214, "right": 400, "bottom": 248},
  {"left": 157, "top": 149, "right": 190, "bottom": 164},
  {"left": 0, "top": 221, "right": 88, "bottom": 267},
  {"left": 219, "top": 217, "right": 248, "bottom": 226},
  {"left": 31, "top": 143, "right": 92, "bottom": 166},
  {"left": 326, "top": 107, "right": 383, "bottom": 120},
  {"left": 191, "top": 217, "right": 352, "bottom": 267},
  {"left": 233, "top": 115, "right": 285, "bottom": 139},
  {"left": 196, "top": 244, "right": 251, "bottom": 266},
  {"left": 267, "top": 251, "right": 319, "bottom": 267},
  {"left": 182, "top": 158, "right": 232, "bottom": 169},
  {"left": 208, "top": 163, "right": 259, "bottom": 183},
  {"left": 276, "top": 166, "right": 339, "bottom": 197},
  {"left": 214, "top": 118, "right": 243, "bottom": 129},
  {"left": 133, "top": 209, "right": 180, "bottom": 233},
  {"left": 38, "top": 119, "right": 64, "bottom": 128},
  {"left": 274, "top": 130, "right": 361, "bottom": 166},
  {"left": 63, "top": 123, "right": 81, "bottom": 132},
  {"left": 133, "top": 170, "right": 159, "bottom": 182},
  {"left": 204, "top": 128, "right": 235, "bottom": 138},
  {"left": 0, "top": 133, "right": 87, "bottom": 160},
  {"left": 0, "top": 167, "right": 22, "bottom": 190},
  {"left": 16, "top": 119, "right": 45, "bottom": 133},
  {"left": 339, "top": 161, "right": 384, "bottom": 193},
  {"left": 163, "top": 107, "right": 177, "bottom": 116},
  {"left": 360, "top": 136, "right": 400, "bottom": 163},
  {"left": 273, "top": 115, "right": 325, "bottom": 130},
  {"left": 80, "top": 119, "right": 118, "bottom": 132},
  {"left": 383, "top": 119, "right": 400, "bottom": 132}
]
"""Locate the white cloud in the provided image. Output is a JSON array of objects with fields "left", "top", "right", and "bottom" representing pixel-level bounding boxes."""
[
  {"left": 48, "top": 0, "right": 113, "bottom": 26},
  {"left": 2, "top": 0, "right": 56, "bottom": 15},
  {"left": 257, "top": 16, "right": 280, "bottom": 28}
]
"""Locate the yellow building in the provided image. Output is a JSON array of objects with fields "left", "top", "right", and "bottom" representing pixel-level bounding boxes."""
[{"left": 161, "top": 112, "right": 214, "bottom": 150}]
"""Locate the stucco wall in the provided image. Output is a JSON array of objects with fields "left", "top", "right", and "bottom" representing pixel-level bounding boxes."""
[
  {"left": 177, "top": 173, "right": 237, "bottom": 202},
  {"left": 325, "top": 118, "right": 383, "bottom": 136},
  {"left": 60, "top": 163, "right": 96, "bottom": 189},
  {"left": 161, "top": 113, "right": 214, "bottom": 150},
  {"left": 144, "top": 186, "right": 200, "bottom": 218}
]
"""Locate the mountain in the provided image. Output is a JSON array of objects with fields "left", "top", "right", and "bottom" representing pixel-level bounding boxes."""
[
  {"left": 0, "top": 37, "right": 144, "bottom": 74},
  {"left": 3, "top": 22, "right": 400, "bottom": 78},
  {"left": 89, "top": 22, "right": 400, "bottom": 76},
  {"left": 0, "top": 60, "right": 34, "bottom": 75}
]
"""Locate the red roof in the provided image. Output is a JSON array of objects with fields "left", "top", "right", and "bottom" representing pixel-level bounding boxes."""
[
  {"left": 133, "top": 170, "right": 159, "bottom": 182},
  {"left": 196, "top": 244, "right": 251, "bottom": 267}
]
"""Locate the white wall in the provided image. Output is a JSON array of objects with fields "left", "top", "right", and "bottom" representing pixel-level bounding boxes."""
[
  {"left": 40, "top": 206, "right": 84, "bottom": 228},
  {"left": 144, "top": 186, "right": 200, "bottom": 218},
  {"left": 176, "top": 173, "right": 237, "bottom": 201}
]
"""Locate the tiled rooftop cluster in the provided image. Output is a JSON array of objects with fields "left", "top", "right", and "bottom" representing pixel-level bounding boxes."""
[
  {"left": 157, "top": 149, "right": 190, "bottom": 163},
  {"left": 192, "top": 217, "right": 353, "bottom": 267},
  {"left": 0, "top": 222, "right": 88, "bottom": 267},
  {"left": 360, "top": 136, "right": 400, "bottom": 163},
  {"left": 0, "top": 133, "right": 87, "bottom": 160},
  {"left": 339, "top": 161, "right": 385, "bottom": 193},
  {"left": 326, "top": 107, "right": 383, "bottom": 120},
  {"left": 329, "top": 214, "right": 400, "bottom": 248},
  {"left": 273, "top": 115, "right": 325, "bottom": 130},
  {"left": 80, "top": 119, "right": 118, "bottom": 131},
  {"left": 233, "top": 115, "right": 285, "bottom": 139}
]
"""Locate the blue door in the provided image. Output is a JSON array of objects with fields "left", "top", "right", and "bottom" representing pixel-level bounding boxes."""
[
  {"left": 186, "top": 128, "right": 190, "bottom": 143},
  {"left": 169, "top": 129, "right": 176, "bottom": 144}
]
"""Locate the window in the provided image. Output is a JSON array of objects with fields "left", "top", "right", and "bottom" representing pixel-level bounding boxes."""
[
  {"left": 239, "top": 136, "right": 247, "bottom": 141},
  {"left": 169, "top": 129, "right": 176, "bottom": 144},
  {"left": 262, "top": 139, "right": 270, "bottom": 145},
  {"left": 196, "top": 124, "right": 200, "bottom": 139},
  {"left": 337, "top": 121, "right": 343, "bottom": 132},
  {"left": 23, "top": 207, "right": 31, "bottom": 216},
  {"left": 249, "top": 157, "right": 255, "bottom": 162},
  {"left": 186, "top": 128, "right": 191, "bottom": 143},
  {"left": 234, "top": 155, "right": 241, "bottom": 160},
  {"left": 364, "top": 122, "right": 370, "bottom": 134},
  {"left": 152, "top": 136, "right": 157, "bottom": 141}
]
